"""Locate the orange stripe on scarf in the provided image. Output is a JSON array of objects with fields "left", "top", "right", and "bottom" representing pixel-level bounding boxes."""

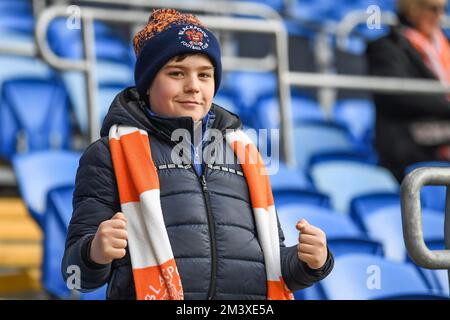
[
  {"left": 110, "top": 130, "right": 159, "bottom": 203},
  {"left": 232, "top": 140, "right": 274, "bottom": 208},
  {"left": 133, "top": 258, "right": 183, "bottom": 300},
  {"left": 229, "top": 135, "right": 293, "bottom": 300}
]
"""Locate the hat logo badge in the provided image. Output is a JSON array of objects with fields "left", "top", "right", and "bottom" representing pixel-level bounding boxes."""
[
  {"left": 179, "top": 25, "right": 209, "bottom": 50},
  {"left": 185, "top": 30, "right": 203, "bottom": 45}
]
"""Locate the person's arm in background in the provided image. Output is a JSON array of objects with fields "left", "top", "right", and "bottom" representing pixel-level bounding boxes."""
[
  {"left": 62, "top": 138, "right": 121, "bottom": 292},
  {"left": 279, "top": 216, "right": 334, "bottom": 292},
  {"left": 366, "top": 38, "right": 450, "bottom": 119}
]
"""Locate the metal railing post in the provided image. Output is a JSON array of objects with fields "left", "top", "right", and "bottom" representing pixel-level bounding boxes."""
[
  {"left": 81, "top": 15, "right": 100, "bottom": 142},
  {"left": 275, "top": 25, "right": 295, "bottom": 167},
  {"left": 401, "top": 168, "right": 450, "bottom": 296}
]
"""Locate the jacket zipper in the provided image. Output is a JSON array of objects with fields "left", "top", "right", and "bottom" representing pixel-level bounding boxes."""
[
  {"left": 153, "top": 127, "right": 228, "bottom": 299},
  {"left": 198, "top": 169, "right": 217, "bottom": 300}
]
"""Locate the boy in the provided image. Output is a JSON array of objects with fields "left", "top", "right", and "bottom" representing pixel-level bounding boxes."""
[{"left": 62, "top": 8, "right": 333, "bottom": 300}]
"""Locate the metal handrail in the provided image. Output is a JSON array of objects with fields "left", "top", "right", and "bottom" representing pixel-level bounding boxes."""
[
  {"left": 401, "top": 168, "right": 450, "bottom": 295},
  {"left": 0, "top": 40, "right": 36, "bottom": 57},
  {"left": 77, "top": 0, "right": 282, "bottom": 72},
  {"left": 34, "top": 5, "right": 295, "bottom": 165},
  {"left": 65, "top": 0, "right": 284, "bottom": 20},
  {"left": 336, "top": 10, "right": 398, "bottom": 51},
  {"left": 287, "top": 72, "right": 450, "bottom": 95},
  {"left": 336, "top": 10, "right": 450, "bottom": 51},
  {"left": 34, "top": 0, "right": 281, "bottom": 72},
  {"left": 0, "top": 1, "right": 439, "bottom": 168}
]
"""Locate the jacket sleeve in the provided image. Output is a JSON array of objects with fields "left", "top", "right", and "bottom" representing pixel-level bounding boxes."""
[
  {"left": 278, "top": 216, "right": 334, "bottom": 292},
  {"left": 62, "top": 137, "right": 121, "bottom": 292},
  {"left": 366, "top": 38, "right": 450, "bottom": 119}
]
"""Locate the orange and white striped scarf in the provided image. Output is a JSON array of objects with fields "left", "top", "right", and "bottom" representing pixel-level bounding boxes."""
[
  {"left": 108, "top": 124, "right": 294, "bottom": 300},
  {"left": 404, "top": 27, "right": 450, "bottom": 88}
]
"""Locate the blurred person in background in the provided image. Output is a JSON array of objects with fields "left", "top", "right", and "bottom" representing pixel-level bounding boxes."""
[{"left": 367, "top": 0, "right": 450, "bottom": 181}]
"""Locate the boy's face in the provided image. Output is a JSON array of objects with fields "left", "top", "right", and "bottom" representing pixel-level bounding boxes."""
[{"left": 147, "top": 54, "right": 215, "bottom": 121}]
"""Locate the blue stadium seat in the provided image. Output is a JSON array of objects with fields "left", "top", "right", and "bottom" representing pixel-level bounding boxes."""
[
  {"left": 47, "top": 18, "right": 128, "bottom": 63},
  {"left": 411, "top": 239, "right": 449, "bottom": 296},
  {"left": 43, "top": 185, "right": 75, "bottom": 299},
  {"left": 0, "top": 13, "right": 34, "bottom": 35},
  {"left": 222, "top": 71, "right": 277, "bottom": 113},
  {"left": 307, "top": 150, "right": 378, "bottom": 170},
  {"left": 12, "top": 150, "right": 81, "bottom": 226},
  {"left": 405, "top": 161, "right": 450, "bottom": 213},
  {"left": 293, "top": 120, "right": 358, "bottom": 170},
  {"left": 62, "top": 61, "right": 133, "bottom": 133},
  {"left": 0, "top": 56, "right": 55, "bottom": 125},
  {"left": 350, "top": 192, "right": 400, "bottom": 232},
  {"left": 269, "top": 163, "right": 313, "bottom": 191},
  {"left": 362, "top": 205, "right": 445, "bottom": 261},
  {"left": 0, "top": 78, "right": 71, "bottom": 159},
  {"left": 44, "top": 185, "right": 107, "bottom": 300},
  {"left": 273, "top": 189, "right": 330, "bottom": 209},
  {"left": 253, "top": 95, "right": 325, "bottom": 130},
  {"left": 277, "top": 204, "right": 383, "bottom": 256},
  {"left": 0, "top": 1, "right": 32, "bottom": 20},
  {"left": 288, "top": 0, "right": 332, "bottom": 24},
  {"left": 333, "top": 99, "right": 375, "bottom": 145},
  {"left": 213, "top": 89, "right": 242, "bottom": 120},
  {"left": 236, "top": 0, "right": 285, "bottom": 12},
  {"left": 0, "top": 55, "right": 54, "bottom": 89},
  {"left": 54, "top": 36, "right": 132, "bottom": 65},
  {"left": 310, "top": 160, "right": 399, "bottom": 213},
  {"left": 97, "top": 83, "right": 129, "bottom": 122},
  {"left": 319, "top": 254, "right": 446, "bottom": 299}
]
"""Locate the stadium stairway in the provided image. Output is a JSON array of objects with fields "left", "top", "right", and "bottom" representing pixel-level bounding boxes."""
[{"left": 0, "top": 197, "right": 43, "bottom": 298}]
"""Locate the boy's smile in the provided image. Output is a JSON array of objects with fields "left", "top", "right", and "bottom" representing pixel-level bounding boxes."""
[{"left": 147, "top": 54, "right": 215, "bottom": 121}]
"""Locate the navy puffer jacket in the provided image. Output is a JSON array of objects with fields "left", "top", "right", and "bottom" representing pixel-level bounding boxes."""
[{"left": 62, "top": 87, "right": 333, "bottom": 300}]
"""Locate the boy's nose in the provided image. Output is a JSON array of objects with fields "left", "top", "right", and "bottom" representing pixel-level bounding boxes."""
[{"left": 184, "top": 76, "right": 200, "bottom": 93}]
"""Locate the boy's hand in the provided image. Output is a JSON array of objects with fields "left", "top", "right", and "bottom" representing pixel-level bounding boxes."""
[
  {"left": 296, "top": 219, "right": 328, "bottom": 270},
  {"left": 90, "top": 212, "right": 128, "bottom": 265}
]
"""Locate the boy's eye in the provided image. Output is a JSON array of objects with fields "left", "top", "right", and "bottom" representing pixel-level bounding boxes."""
[
  {"left": 199, "top": 73, "right": 213, "bottom": 79},
  {"left": 168, "top": 71, "right": 183, "bottom": 77}
]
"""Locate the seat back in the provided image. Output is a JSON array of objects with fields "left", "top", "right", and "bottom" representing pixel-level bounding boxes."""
[
  {"left": 320, "top": 254, "right": 435, "bottom": 300},
  {"left": 311, "top": 160, "right": 399, "bottom": 214},
  {"left": 12, "top": 150, "right": 81, "bottom": 226},
  {"left": 294, "top": 121, "right": 356, "bottom": 170},
  {"left": 364, "top": 205, "right": 445, "bottom": 261},
  {"left": 44, "top": 185, "right": 107, "bottom": 299},
  {"left": 0, "top": 78, "right": 71, "bottom": 158}
]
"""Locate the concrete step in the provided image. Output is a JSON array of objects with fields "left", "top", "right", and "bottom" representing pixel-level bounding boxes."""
[
  {"left": 0, "top": 243, "right": 42, "bottom": 269},
  {"left": 0, "top": 221, "right": 42, "bottom": 242},
  {"left": 0, "top": 197, "right": 45, "bottom": 298},
  {"left": 0, "top": 268, "right": 42, "bottom": 296},
  {"left": 0, "top": 198, "right": 29, "bottom": 220}
]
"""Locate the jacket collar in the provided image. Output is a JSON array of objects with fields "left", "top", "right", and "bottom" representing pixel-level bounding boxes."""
[{"left": 144, "top": 106, "right": 216, "bottom": 146}]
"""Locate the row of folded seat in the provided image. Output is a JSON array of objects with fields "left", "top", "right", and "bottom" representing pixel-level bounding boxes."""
[
  {"left": 0, "top": 68, "right": 377, "bottom": 165},
  {"left": 11, "top": 148, "right": 450, "bottom": 299}
]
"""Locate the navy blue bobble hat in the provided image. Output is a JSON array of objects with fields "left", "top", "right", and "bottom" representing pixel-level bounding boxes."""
[{"left": 133, "top": 9, "right": 222, "bottom": 99}]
